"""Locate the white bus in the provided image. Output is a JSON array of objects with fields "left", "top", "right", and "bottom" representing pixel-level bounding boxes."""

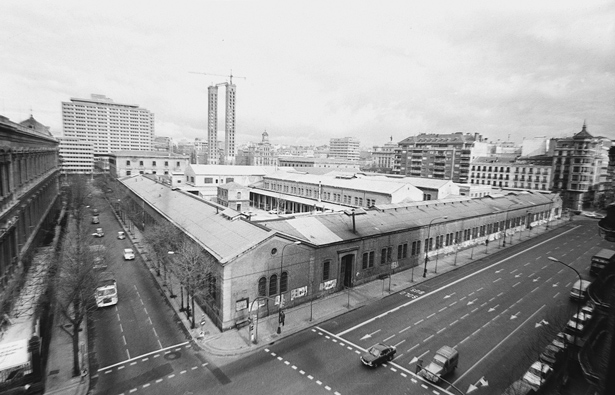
[{"left": 95, "top": 271, "right": 118, "bottom": 307}]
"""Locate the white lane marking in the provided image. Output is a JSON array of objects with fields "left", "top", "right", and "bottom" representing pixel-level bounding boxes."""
[
  {"left": 424, "top": 334, "right": 434, "bottom": 342},
  {"left": 383, "top": 334, "right": 396, "bottom": 342},
  {"left": 450, "top": 305, "right": 546, "bottom": 389},
  {"left": 98, "top": 341, "right": 190, "bottom": 372},
  {"left": 336, "top": 226, "right": 578, "bottom": 337}
]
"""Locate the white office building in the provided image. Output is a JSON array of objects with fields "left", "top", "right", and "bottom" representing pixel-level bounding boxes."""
[
  {"left": 329, "top": 137, "right": 360, "bottom": 161},
  {"left": 62, "top": 94, "right": 154, "bottom": 154},
  {"left": 57, "top": 137, "right": 94, "bottom": 174}
]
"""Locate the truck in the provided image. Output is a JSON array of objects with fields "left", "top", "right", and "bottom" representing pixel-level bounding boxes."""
[
  {"left": 590, "top": 248, "right": 615, "bottom": 275},
  {"left": 95, "top": 271, "right": 118, "bottom": 308},
  {"left": 417, "top": 345, "right": 459, "bottom": 383}
]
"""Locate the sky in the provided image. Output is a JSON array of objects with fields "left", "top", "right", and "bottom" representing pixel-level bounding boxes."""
[{"left": 1, "top": 0, "right": 613, "bottom": 149}]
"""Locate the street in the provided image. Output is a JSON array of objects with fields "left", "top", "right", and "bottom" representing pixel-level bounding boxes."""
[{"left": 87, "top": 204, "right": 604, "bottom": 395}]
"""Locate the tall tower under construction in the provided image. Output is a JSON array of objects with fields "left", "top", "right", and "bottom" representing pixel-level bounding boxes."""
[{"left": 207, "top": 81, "right": 236, "bottom": 165}]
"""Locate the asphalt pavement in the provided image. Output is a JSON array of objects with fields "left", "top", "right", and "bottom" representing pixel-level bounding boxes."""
[{"left": 44, "top": 208, "right": 586, "bottom": 394}]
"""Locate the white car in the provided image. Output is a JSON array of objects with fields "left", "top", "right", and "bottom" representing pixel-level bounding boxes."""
[
  {"left": 92, "top": 228, "right": 104, "bottom": 237},
  {"left": 522, "top": 361, "right": 552, "bottom": 390},
  {"left": 123, "top": 248, "right": 135, "bottom": 260},
  {"left": 566, "top": 311, "right": 591, "bottom": 334}
]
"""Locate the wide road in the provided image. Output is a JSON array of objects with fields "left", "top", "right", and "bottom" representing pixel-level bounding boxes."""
[
  {"left": 88, "top": 192, "right": 212, "bottom": 395},
  {"left": 88, "top": 214, "right": 605, "bottom": 395}
]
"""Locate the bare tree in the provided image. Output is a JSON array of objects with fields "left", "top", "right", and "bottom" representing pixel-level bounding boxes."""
[
  {"left": 52, "top": 219, "right": 100, "bottom": 377},
  {"left": 170, "top": 236, "right": 217, "bottom": 328},
  {"left": 142, "top": 223, "right": 182, "bottom": 286}
]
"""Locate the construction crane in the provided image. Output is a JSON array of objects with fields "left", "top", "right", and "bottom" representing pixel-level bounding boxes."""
[{"left": 189, "top": 70, "right": 246, "bottom": 85}]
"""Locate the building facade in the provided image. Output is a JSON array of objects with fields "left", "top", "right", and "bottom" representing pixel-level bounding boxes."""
[
  {"left": 278, "top": 156, "right": 361, "bottom": 169},
  {"left": 118, "top": 174, "right": 561, "bottom": 331},
  {"left": 183, "top": 164, "right": 277, "bottom": 199},
  {"left": 108, "top": 151, "right": 189, "bottom": 178},
  {"left": 329, "top": 137, "right": 360, "bottom": 161},
  {"left": 470, "top": 156, "right": 553, "bottom": 191},
  {"left": 207, "top": 82, "right": 236, "bottom": 165},
  {"left": 552, "top": 123, "right": 611, "bottom": 210},
  {"left": 62, "top": 94, "right": 154, "bottom": 154},
  {"left": 370, "top": 138, "right": 398, "bottom": 172},
  {"left": 57, "top": 137, "right": 94, "bottom": 174},
  {"left": 395, "top": 132, "right": 480, "bottom": 183},
  {"left": 0, "top": 115, "right": 59, "bottom": 311}
]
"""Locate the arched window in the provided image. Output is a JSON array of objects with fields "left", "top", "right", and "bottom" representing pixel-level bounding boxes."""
[
  {"left": 269, "top": 274, "right": 278, "bottom": 296},
  {"left": 236, "top": 191, "right": 242, "bottom": 199},
  {"left": 258, "top": 277, "right": 267, "bottom": 297},
  {"left": 280, "top": 272, "right": 288, "bottom": 293}
]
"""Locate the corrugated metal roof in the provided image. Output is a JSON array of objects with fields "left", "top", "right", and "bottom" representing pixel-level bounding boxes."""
[
  {"left": 121, "top": 175, "right": 274, "bottom": 263},
  {"left": 262, "top": 192, "right": 556, "bottom": 246}
]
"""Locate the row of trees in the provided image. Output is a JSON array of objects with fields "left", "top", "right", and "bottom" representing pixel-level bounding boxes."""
[
  {"left": 142, "top": 223, "right": 217, "bottom": 329},
  {"left": 53, "top": 175, "right": 110, "bottom": 376}
]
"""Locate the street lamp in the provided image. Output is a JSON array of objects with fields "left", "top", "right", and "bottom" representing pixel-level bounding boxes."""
[
  {"left": 278, "top": 241, "right": 300, "bottom": 334},
  {"left": 423, "top": 216, "right": 448, "bottom": 278},
  {"left": 547, "top": 256, "right": 582, "bottom": 346},
  {"left": 502, "top": 202, "right": 519, "bottom": 247}
]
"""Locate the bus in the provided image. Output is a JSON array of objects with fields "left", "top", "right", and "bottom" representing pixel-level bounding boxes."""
[
  {"left": 95, "top": 271, "right": 118, "bottom": 307},
  {"left": 590, "top": 248, "right": 615, "bottom": 275}
]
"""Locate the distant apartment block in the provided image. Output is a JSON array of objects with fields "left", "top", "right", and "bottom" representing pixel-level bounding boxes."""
[
  {"left": 395, "top": 132, "right": 481, "bottom": 183},
  {"left": 552, "top": 123, "right": 611, "bottom": 210},
  {"left": 62, "top": 94, "right": 154, "bottom": 154},
  {"left": 57, "top": 137, "right": 94, "bottom": 174},
  {"left": 108, "top": 151, "right": 189, "bottom": 178},
  {"left": 470, "top": 156, "right": 553, "bottom": 191},
  {"left": 329, "top": 137, "right": 360, "bottom": 161}
]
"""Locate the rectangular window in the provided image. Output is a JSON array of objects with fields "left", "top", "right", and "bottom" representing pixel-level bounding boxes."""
[
  {"left": 152, "top": 161, "right": 157, "bottom": 166},
  {"left": 323, "top": 260, "right": 331, "bottom": 280},
  {"left": 362, "top": 252, "right": 374, "bottom": 269},
  {"left": 165, "top": 161, "right": 169, "bottom": 166},
  {"left": 204, "top": 177, "right": 213, "bottom": 183},
  {"left": 139, "top": 161, "right": 144, "bottom": 166},
  {"left": 381, "top": 248, "right": 387, "bottom": 265},
  {"left": 369, "top": 251, "right": 374, "bottom": 267}
]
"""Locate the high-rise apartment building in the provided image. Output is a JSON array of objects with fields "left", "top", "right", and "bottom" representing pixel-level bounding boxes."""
[
  {"left": 57, "top": 137, "right": 94, "bottom": 174},
  {"left": 207, "top": 83, "right": 236, "bottom": 165},
  {"left": 394, "top": 132, "right": 480, "bottom": 183},
  {"left": 329, "top": 137, "right": 360, "bottom": 161},
  {"left": 552, "top": 123, "right": 611, "bottom": 210},
  {"left": 62, "top": 94, "right": 154, "bottom": 154}
]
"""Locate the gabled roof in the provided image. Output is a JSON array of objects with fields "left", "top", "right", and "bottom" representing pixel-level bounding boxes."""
[
  {"left": 261, "top": 192, "right": 556, "bottom": 246},
  {"left": 121, "top": 175, "right": 274, "bottom": 263}
]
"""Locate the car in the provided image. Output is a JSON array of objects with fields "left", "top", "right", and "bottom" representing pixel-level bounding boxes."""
[
  {"left": 539, "top": 344, "right": 564, "bottom": 367},
  {"left": 92, "top": 228, "right": 104, "bottom": 237},
  {"left": 551, "top": 333, "right": 568, "bottom": 351},
  {"left": 566, "top": 311, "right": 591, "bottom": 335},
  {"left": 123, "top": 248, "right": 135, "bottom": 260},
  {"left": 117, "top": 231, "right": 126, "bottom": 240},
  {"left": 92, "top": 216, "right": 100, "bottom": 224},
  {"left": 581, "top": 303, "right": 595, "bottom": 320},
  {"left": 501, "top": 379, "right": 537, "bottom": 395},
  {"left": 522, "top": 361, "right": 552, "bottom": 390},
  {"left": 93, "top": 257, "right": 107, "bottom": 271},
  {"left": 360, "top": 343, "right": 396, "bottom": 367}
]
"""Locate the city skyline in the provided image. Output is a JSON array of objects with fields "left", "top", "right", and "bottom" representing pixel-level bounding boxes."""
[{"left": 1, "top": 0, "right": 613, "bottom": 148}]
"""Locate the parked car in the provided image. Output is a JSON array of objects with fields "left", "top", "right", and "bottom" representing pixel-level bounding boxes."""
[
  {"left": 91, "top": 216, "right": 100, "bottom": 224},
  {"left": 566, "top": 311, "right": 591, "bottom": 335},
  {"left": 551, "top": 332, "right": 568, "bottom": 351},
  {"left": 360, "top": 343, "right": 396, "bottom": 367},
  {"left": 501, "top": 379, "right": 537, "bottom": 395},
  {"left": 539, "top": 344, "right": 564, "bottom": 367},
  {"left": 581, "top": 303, "right": 595, "bottom": 321},
  {"left": 117, "top": 231, "right": 126, "bottom": 240},
  {"left": 123, "top": 248, "right": 135, "bottom": 260},
  {"left": 92, "top": 228, "right": 104, "bottom": 237},
  {"left": 522, "top": 361, "right": 552, "bottom": 390}
]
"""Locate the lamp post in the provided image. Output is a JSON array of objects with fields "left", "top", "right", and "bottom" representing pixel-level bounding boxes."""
[
  {"left": 547, "top": 257, "right": 582, "bottom": 346},
  {"left": 502, "top": 202, "right": 519, "bottom": 247},
  {"left": 278, "top": 241, "right": 300, "bottom": 334},
  {"left": 423, "top": 216, "right": 448, "bottom": 278}
]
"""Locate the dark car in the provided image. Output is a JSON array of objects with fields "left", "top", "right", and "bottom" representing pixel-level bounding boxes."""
[
  {"left": 539, "top": 344, "right": 564, "bottom": 367},
  {"left": 360, "top": 343, "right": 396, "bottom": 367}
]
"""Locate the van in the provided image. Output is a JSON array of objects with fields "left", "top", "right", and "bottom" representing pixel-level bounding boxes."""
[
  {"left": 418, "top": 346, "right": 459, "bottom": 383},
  {"left": 570, "top": 279, "right": 591, "bottom": 301},
  {"left": 590, "top": 248, "right": 615, "bottom": 275}
]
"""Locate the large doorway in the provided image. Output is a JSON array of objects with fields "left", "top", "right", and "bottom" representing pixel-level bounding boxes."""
[{"left": 340, "top": 254, "right": 354, "bottom": 288}]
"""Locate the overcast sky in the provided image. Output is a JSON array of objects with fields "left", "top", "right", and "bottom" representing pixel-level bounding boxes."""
[{"left": 1, "top": 0, "right": 613, "bottom": 148}]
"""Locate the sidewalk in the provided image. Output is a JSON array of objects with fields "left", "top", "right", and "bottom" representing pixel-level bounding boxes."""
[{"left": 112, "top": 200, "right": 570, "bottom": 358}]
